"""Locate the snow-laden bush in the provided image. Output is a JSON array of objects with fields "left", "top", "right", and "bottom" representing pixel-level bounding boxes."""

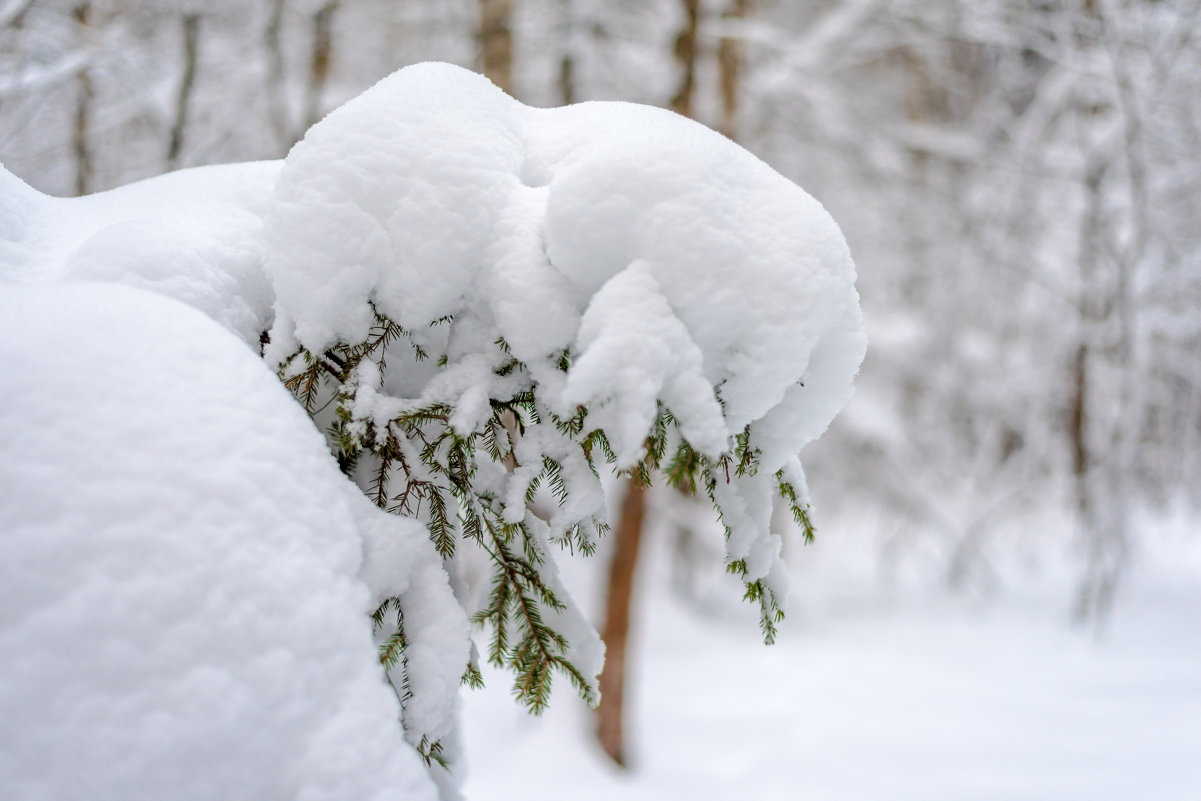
[
  {"left": 0, "top": 62, "right": 863, "bottom": 799},
  {"left": 265, "top": 58, "right": 864, "bottom": 718}
]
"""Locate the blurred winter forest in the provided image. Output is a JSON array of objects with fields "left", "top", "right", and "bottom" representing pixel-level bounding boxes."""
[{"left": 3, "top": 0, "right": 1199, "bottom": 620}]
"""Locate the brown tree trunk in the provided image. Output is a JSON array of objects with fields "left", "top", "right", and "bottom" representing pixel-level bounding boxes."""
[
  {"left": 669, "top": 0, "right": 701, "bottom": 117},
  {"left": 1072, "top": 156, "right": 1124, "bottom": 625},
  {"left": 557, "top": 0, "right": 575, "bottom": 105},
  {"left": 595, "top": 480, "right": 647, "bottom": 767},
  {"left": 72, "top": 2, "right": 93, "bottom": 196},
  {"left": 479, "top": 0, "right": 513, "bottom": 95},
  {"left": 717, "top": 0, "right": 750, "bottom": 138},
  {"left": 303, "top": 1, "right": 338, "bottom": 130},
  {"left": 166, "top": 13, "right": 201, "bottom": 169},
  {"left": 263, "top": 0, "right": 292, "bottom": 149}
]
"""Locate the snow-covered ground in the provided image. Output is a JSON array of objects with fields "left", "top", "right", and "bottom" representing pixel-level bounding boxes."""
[{"left": 462, "top": 520, "right": 1201, "bottom": 801}]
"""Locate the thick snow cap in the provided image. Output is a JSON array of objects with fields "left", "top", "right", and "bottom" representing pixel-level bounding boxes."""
[
  {"left": 0, "top": 283, "right": 447, "bottom": 801},
  {"left": 0, "top": 160, "right": 280, "bottom": 347},
  {"left": 267, "top": 61, "right": 866, "bottom": 473}
]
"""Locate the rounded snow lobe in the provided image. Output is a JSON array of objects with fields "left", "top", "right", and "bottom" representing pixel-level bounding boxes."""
[
  {"left": 267, "top": 61, "right": 866, "bottom": 469},
  {"left": 0, "top": 283, "right": 439, "bottom": 801},
  {"left": 1, "top": 160, "right": 281, "bottom": 348}
]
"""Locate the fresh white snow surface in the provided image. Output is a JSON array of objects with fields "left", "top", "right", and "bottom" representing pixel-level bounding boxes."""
[
  {"left": 460, "top": 521, "right": 1201, "bottom": 801},
  {"left": 0, "top": 161, "right": 280, "bottom": 347},
  {"left": 0, "top": 283, "right": 451, "bottom": 801}
]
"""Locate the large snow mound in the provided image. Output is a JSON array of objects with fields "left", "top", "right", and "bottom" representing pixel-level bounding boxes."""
[
  {"left": 267, "top": 62, "right": 866, "bottom": 471},
  {"left": 0, "top": 282, "right": 443, "bottom": 801},
  {"left": 0, "top": 161, "right": 279, "bottom": 347}
]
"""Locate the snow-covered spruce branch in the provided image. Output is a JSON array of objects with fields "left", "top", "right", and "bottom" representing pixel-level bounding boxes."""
[
  {"left": 278, "top": 303, "right": 819, "bottom": 710},
  {"left": 260, "top": 61, "right": 864, "bottom": 780}
]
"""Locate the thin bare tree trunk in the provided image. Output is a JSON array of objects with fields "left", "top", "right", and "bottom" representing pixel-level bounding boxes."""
[
  {"left": 1069, "top": 342, "right": 1089, "bottom": 522},
  {"left": 72, "top": 2, "right": 93, "bottom": 196},
  {"left": 557, "top": 0, "right": 575, "bottom": 104},
  {"left": 596, "top": 480, "right": 646, "bottom": 767},
  {"left": 717, "top": 0, "right": 750, "bottom": 138},
  {"left": 1072, "top": 156, "right": 1125, "bottom": 626},
  {"left": 1070, "top": 4, "right": 1130, "bottom": 625},
  {"left": 479, "top": 0, "right": 513, "bottom": 94},
  {"left": 166, "top": 13, "right": 200, "bottom": 170},
  {"left": 263, "top": 0, "right": 292, "bottom": 149},
  {"left": 670, "top": 0, "right": 701, "bottom": 117},
  {"left": 303, "top": 1, "right": 338, "bottom": 130}
]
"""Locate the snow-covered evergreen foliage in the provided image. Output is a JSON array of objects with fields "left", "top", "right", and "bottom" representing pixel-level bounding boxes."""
[{"left": 265, "top": 64, "right": 865, "bottom": 718}]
